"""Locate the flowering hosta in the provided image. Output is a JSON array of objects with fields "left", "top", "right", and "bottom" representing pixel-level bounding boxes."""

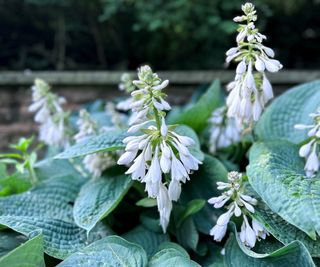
[
  {"left": 208, "top": 106, "right": 241, "bottom": 153},
  {"left": 0, "top": 2, "right": 320, "bottom": 267},
  {"left": 117, "top": 65, "right": 202, "bottom": 232},
  {"left": 295, "top": 107, "right": 320, "bottom": 177},
  {"left": 209, "top": 171, "right": 267, "bottom": 248},
  {"left": 29, "top": 79, "right": 70, "bottom": 147},
  {"left": 74, "top": 109, "right": 116, "bottom": 178},
  {"left": 226, "top": 2, "right": 282, "bottom": 125}
]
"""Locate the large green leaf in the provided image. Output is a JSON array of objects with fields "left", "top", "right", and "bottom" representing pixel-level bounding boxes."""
[
  {"left": 180, "top": 155, "right": 228, "bottom": 234},
  {"left": 0, "top": 176, "right": 111, "bottom": 259},
  {"left": 35, "top": 158, "right": 84, "bottom": 180},
  {"left": 253, "top": 199, "right": 320, "bottom": 258},
  {"left": 168, "top": 80, "right": 222, "bottom": 133},
  {"left": 255, "top": 81, "right": 320, "bottom": 143},
  {"left": 57, "top": 235, "right": 148, "bottom": 267},
  {"left": 55, "top": 130, "right": 128, "bottom": 159},
  {"left": 73, "top": 168, "right": 132, "bottom": 232},
  {"left": 225, "top": 233, "right": 315, "bottom": 267},
  {"left": 148, "top": 242, "right": 201, "bottom": 267},
  {"left": 122, "top": 225, "right": 169, "bottom": 257},
  {"left": 247, "top": 141, "right": 320, "bottom": 239},
  {"left": 0, "top": 231, "right": 27, "bottom": 257},
  {"left": 0, "top": 234, "right": 45, "bottom": 267}
]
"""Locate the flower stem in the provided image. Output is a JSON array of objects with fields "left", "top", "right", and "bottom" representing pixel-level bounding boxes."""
[{"left": 153, "top": 107, "right": 161, "bottom": 130}]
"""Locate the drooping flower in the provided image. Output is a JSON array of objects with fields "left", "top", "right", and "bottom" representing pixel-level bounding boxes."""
[
  {"left": 208, "top": 106, "right": 241, "bottom": 153},
  {"left": 208, "top": 171, "right": 268, "bottom": 248},
  {"left": 226, "top": 3, "right": 282, "bottom": 125},
  {"left": 118, "top": 65, "right": 202, "bottom": 232},
  {"left": 75, "top": 109, "right": 115, "bottom": 178},
  {"left": 29, "top": 79, "right": 70, "bottom": 148},
  {"left": 295, "top": 107, "right": 320, "bottom": 177}
]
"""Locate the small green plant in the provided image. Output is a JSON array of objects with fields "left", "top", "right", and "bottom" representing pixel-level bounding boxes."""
[{"left": 0, "top": 137, "right": 39, "bottom": 184}]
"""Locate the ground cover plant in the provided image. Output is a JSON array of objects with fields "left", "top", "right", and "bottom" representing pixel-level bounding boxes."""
[{"left": 0, "top": 2, "right": 319, "bottom": 267}]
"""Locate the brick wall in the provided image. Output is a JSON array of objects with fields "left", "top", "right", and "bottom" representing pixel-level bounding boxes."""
[{"left": 0, "top": 70, "right": 319, "bottom": 151}]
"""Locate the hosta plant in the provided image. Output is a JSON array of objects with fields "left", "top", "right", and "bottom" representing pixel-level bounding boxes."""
[{"left": 0, "top": 2, "right": 319, "bottom": 267}]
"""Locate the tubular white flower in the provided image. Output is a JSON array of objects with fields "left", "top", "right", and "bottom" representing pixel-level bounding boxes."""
[
  {"left": 118, "top": 65, "right": 202, "bottom": 232},
  {"left": 225, "top": 2, "right": 282, "bottom": 125},
  {"left": 208, "top": 106, "right": 241, "bottom": 153},
  {"left": 208, "top": 171, "right": 268, "bottom": 248},
  {"left": 29, "top": 79, "right": 70, "bottom": 148},
  {"left": 295, "top": 107, "right": 320, "bottom": 177}
]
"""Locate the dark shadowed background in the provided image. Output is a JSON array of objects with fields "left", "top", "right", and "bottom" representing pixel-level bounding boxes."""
[{"left": 0, "top": 0, "right": 319, "bottom": 70}]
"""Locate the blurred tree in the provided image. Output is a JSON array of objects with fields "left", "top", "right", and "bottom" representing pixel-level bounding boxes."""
[{"left": 0, "top": 0, "right": 318, "bottom": 70}]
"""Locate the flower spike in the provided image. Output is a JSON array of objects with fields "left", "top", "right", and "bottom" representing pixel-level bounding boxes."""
[{"left": 226, "top": 2, "right": 282, "bottom": 125}]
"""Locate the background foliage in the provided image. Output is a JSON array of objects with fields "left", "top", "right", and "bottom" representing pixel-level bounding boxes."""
[{"left": 0, "top": 0, "right": 319, "bottom": 70}]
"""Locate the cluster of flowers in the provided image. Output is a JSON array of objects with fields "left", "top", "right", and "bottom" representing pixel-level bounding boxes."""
[
  {"left": 226, "top": 2, "right": 282, "bottom": 125},
  {"left": 74, "top": 109, "right": 117, "bottom": 178},
  {"left": 295, "top": 107, "right": 320, "bottom": 177},
  {"left": 208, "top": 106, "right": 241, "bottom": 153},
  {"left": 29, "top": 79, "right": 70, "bottom": 148},
  {"left": 117, "top": 66, "right": 202, "bottom": 232},
  {"left": 208, "top": 171, "right": 268, "bottom": 248}
]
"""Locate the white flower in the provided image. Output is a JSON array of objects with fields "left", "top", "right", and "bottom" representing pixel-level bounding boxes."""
[
  {"left": 225, "top": 2, "right": 282, "bottom": 125},
  {"left": 29, "top": 79, "right": 70, "bottom": 148},
  {"left": 240, "top": 215, "right": 256, "bottom": 248},
  {"left": 118, "top": 66, "right": 202, "bottom": 232},
  {"left": 295, "top": 107, "right": 320, "bottom": 177},
  {"left": 208, "top": 106, "right": 241, "bottom": 153},
  {"left": 83, "top": 153, "right": 115, "bottom": 178},
  {"left": 252, "top": 219, "right": 268, "bottom": 240},
  {"left": 208, "top": 171, "right": 268, "bottom": 248}
]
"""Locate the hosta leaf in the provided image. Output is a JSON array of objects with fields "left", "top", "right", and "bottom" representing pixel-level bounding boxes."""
[
  {"left": 255, "top": 81, "right": 320, "bottom": 143},
  {"left": 149, "top": 242, "right": 201, "bottom": 267},
  {"left": 197, "top": 242, "right": 225, "bottom": 267},
  {"left": 180, "top": 155, "right": 228, "bottom": 234},
  {"left": 35, "top": 158, "right": 83, "bottom": 180},
  {"left": 225, "top": 233, "right": 315, "bottom": 267},
  {"left": 0, "top": 176, "right": 111, "bottom": 259},
  {"left": 253, "top": 200, "right": 320, "bottom": 258},
  {"left": 0, "top": 231, "right": 27, "bottom": 257},
  {"left": 57, "top": 235, "right": 148, "bottom": 267},
  {"left": 0, "top": 234, "right": 45, "bottom": 267},
  {"left": 73, "top": 167, "right": 132, "bottom": 232},
  {"left": 55, "top": 130, "right": 128, "bottom": 159},
  {"left": 168, "top": 80, "right": 222, "bottom": 133},
  {"left": 247, "top": 141, "right": 320, "bottom": 239},
  {"left": 122, "top": 225, "right": 169, "bottom": 257}
]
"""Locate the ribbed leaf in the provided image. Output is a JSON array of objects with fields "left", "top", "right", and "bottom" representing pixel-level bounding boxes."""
[
  {"left": 57, "top": 235, "right": 148, "bottom": 267},
  {"left": 253, "top": 200, "right": 320, "bottom": 258},
  {"left": 225, "top": 233, "right": 315, "bottom": 267},
  {"left": 148, "top": 242, "right": 201, "bottom": 267},
  {"left": 168, "top": 80, "right": 222, "bottom": 133},
  {"left": 247, "top": 141, "right": 320, "bottom": 239},
  {"left": 0, "top": 176, "right": 111, "bottom": 259},
  {"left": 122, "top": 225, "right": 169, "bottom": 257},
  {"left": 255, "top": 81, "right": 320, "bottom": 143},
  {"left": 55, "top": 130, "right": 128, "bottom": 159},
  {"left": 0, "top": 234, "right": 45, "bottom": 267},
  {"left": 180, "top": 155, "right": 228, "bottom": 234},
  {"left": 73, "top": 168, "right": 132, "bottom": 232}
]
